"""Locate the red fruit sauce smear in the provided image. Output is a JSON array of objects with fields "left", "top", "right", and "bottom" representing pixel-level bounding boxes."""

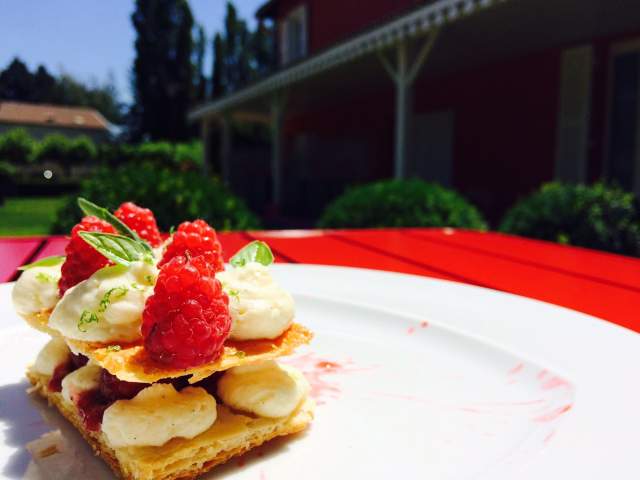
[
  {"left": 52, "top": 361, "right": 220, "bottom": 431},
  {"left": 48, "top": 353, "right": 89, "bottom": 392}
]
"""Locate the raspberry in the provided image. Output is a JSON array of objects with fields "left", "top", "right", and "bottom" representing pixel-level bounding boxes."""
[
  {"left": 59, "top": 216, "right": 116, "bottom": 296},
  {"left": 159, "top": 219, "right": 223, "bottom": 271},
  {"left": 142, "top": 255, "right": 231, "bottom": 368},
  {"left": 114, "top": 201, "right": 162, "bottom": 247}
]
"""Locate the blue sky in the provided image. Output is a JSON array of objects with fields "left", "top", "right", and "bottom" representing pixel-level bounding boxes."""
[{"left": 0, "top": 0, "right": 264, "bottom": 103}]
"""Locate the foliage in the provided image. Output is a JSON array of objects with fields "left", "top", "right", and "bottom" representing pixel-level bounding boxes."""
[
  {"left": 130, "top": 0, "right": 194, "bottom": 141},
  {"left": 0, "top": 197, "right": 67, "bottom": 236},
  {"left": 0, "top": 58, "right": 123, "bottom": 123},
  {"left": 211, "top": 2, "right": 275, "bottom": 98},
  {"left": 193, "top": 24, "right": 207, "bottom": 101},
  {"left": 0, "top": 130, "right": 202, "bottom": 171},
  {"left": 0, "top": 160, "right": 17, "bottom": 177},
  {"left": 33, "top": 134, "right": 69, "bottom": 163},
  {"left": 67, "top": 136, "right": 97, "bottom": 164},
  {"left": 0, "top": 128, "right": 35, "bottom": 164},
  {"left": 132, "top": 141, "right": 175, "bottom": 165},
  {"left": 317, "top": 179, "right": 488, "bottom": 229},
  {"left": 500, "top": 182, "right": 640, "bottom": 256},
  {"left": 174, "top": 141, "right": 203, "bottom": 169},
  {"left": 53, "top": 161, "right": 260, "bottom": 234}
]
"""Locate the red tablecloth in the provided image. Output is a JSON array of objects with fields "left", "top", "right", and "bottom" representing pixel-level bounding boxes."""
[{"left": 2, "top": 229, "right": 639, "bottom": 333}]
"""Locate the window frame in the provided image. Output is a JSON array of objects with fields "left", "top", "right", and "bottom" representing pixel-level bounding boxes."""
[
  {"left": 604, "top": 37, "right": 640, "bottom": 193},
  {"left": 280, "top": 4, "right": 308, "bottom": 65}
]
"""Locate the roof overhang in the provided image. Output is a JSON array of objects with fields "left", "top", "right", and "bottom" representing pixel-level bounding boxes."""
[{"left": 189, "top": 0, "right": 507, "bottom": 122}]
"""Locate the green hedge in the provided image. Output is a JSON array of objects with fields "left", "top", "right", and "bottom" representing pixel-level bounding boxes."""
[
  {"left": 33, "top": 134, "right": 70, "bottom": 163},
  {"left": 318, "top": 179, "right": 487, "bottom": 229},
  {"left": 52, "top": 161, "right": 260, "bottom": 233},
  {"left": 0, "top": 128, "right": 35, "bottom": 164},
  {"left": 500, "top": 182, "right": 640, "bottom": 256},
  {"left": 0, "top": 129, "right": 203, "bottom": 170}
]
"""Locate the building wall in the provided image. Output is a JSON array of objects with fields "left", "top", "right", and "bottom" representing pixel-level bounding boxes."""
[
  {"left": 279, "top": 47, "right": 563, "bottom": 223},
  {"left": 414, "top": 49, "right": 562, "bottom": 222},
  {"left": 0, "top": 123, "right": 110, "bottom": 143},
  {"left": 273, "top": 0, "right": 425, "bottom": 54}
]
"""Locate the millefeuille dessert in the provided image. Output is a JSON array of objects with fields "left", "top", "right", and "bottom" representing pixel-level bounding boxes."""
[{"left": 13, "top": 198, "right": 314, "bottom": 480}]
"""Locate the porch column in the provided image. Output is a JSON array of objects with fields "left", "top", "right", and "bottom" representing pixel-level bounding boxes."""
[
  {"left": 201, "top": 116, "right": 212, "bottom": 176},
  {"left": 270, "top": 93, "right": 286, "bottom": 207},
  {"left": 379, "top": 29, "right": 440, "bottom": 179},
  {"left": 219, "top": 114, "right": 231, "bottom": 185}
]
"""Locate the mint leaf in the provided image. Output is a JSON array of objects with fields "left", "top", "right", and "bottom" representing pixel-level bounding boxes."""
[
  {"left": 79, "top": 232, "right": 151, "bottom": 267},
  {"left": 229, "top": 241, "right": 274, "bottom": 267},
  {"left": 78, "top": 310, "right": 99, "bottom": 332},
  {"left": 18, "top": 255, "right": 65, "bottom": 270},
  {"left": 77, "top": 198, "right": 152, "bottom": 253}
]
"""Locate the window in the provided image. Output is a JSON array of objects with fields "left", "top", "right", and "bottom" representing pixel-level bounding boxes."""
[
  {"left": 607, "top": 40, "right": 640, "bottom": 193},
  {"left": 280, "top": 6, "right": 307, "bottom": 65}
]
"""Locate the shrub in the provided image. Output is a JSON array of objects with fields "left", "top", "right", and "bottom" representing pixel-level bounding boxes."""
[
  {"left": 174, "top": 141, "right": 203, "bottom": 170},
  {"left": 132, "top": 141, "right": 175, "bottom": 166},
  {"left": 0, "top": 128, "right": 35, "bottom": 164},
  {"left": 66, "top": 135, "right": 97, "bottom": 164},
  {"left": 34, "top": 134, "right": 70, "bottom": 163},
  {"left": 500, "top": 182, "right": 640, "bottom": 256},
  {"left": 52, "top": 161, "right": 260, "bottom": 234},
  {"left": 317, "top": 179, "right": 488, "bottom": 229}
]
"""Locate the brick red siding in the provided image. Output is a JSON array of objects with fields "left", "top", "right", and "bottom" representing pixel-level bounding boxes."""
[{"left": 272, "top": 0, "right": 427, "bottom": 54}]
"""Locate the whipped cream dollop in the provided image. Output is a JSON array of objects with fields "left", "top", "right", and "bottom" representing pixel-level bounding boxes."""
[
  {"left": 217, "top": 360, "right": 309, "bottom": 418},
  {"left": 102, "top": 384, "right": 217, "bottom": 448},
  {"left": 61, "top": 364, "right": 102, "bottom": 404},
  {"left": 33, "top": 337, "right": 71, "bottom": 376},
  {"left": 12, "top": 265, "right": 61, "bottom": 316},
  {"left": 49, "top": 262, "right": 157, "bottom": 342},
  {"left": 217, "top": 262, "right": 294, "bottom": 340}
]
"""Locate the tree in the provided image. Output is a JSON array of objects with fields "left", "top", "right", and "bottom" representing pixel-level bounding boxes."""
[
  {"left": 211, "top": 33, "right": 225, "bottom": 98},
  {"left": 0, "top": 58, "right": 123, "bottom": 124},
  {"left": 32, "top": 66, "right": 56, "bottom": 103},
  {"left": 193, "top": 24, "right": 207, "bottom": 102},
  {"left": 211, "top": 2, "right": 276, "bottom": 98},
  {"left": 130, "top": 0, "right": 194, "bottom": 141},
  {"left": 0, "top": 58, "right": 34, "bottom": 100}
]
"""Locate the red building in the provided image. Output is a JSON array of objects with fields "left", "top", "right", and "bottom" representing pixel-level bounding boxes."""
[{"left": 191, "top": 0, "right": 640, "bottom": 224}]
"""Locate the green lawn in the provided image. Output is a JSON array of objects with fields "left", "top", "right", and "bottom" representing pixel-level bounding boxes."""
[{"left": 0, "top": 196, "right": 67, "bottom": 236}]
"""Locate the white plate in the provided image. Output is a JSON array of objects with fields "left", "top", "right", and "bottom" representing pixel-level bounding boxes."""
[{"left": 1, "top": 264, "right": 639, "bottom": 479}]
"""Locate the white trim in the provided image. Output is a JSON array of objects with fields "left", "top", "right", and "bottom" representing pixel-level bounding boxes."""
[
  {"left": 189, "top": 0, "right": 508, "bottom": 121},
  {"left": 554, "top": 45, "right": 593, "bottom": 183}
]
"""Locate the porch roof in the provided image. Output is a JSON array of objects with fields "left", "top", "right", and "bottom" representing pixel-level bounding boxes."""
[
  {"left": 189, "top": 0, "right": 507, "bottom": 122},
  {"left": 189, "top": 0, "right": 640, "bottom": 122}
]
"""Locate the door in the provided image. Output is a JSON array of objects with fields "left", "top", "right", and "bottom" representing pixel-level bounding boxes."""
[
  {"left": 607, "top": 40, "right": 640, "bottom": 193},
  {"left": 411, "top": 110, "right": 454, "bottom": 186}
]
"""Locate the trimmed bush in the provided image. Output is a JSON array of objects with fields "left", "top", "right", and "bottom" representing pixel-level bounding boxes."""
[
  {"left": 132, "top": 141, "right": 175, "bottom": 166},
  {"left": 317, "top": 179, "right": 487, "bottom": 229},
  {"left": 0, "top": 128, "right": 35, "bottom": 164},
  {"left": 34, "top": 134, "right": 70, "bottom": 163},
  {"left": 52, "top": 161, "right": 260, "bottom": 234},
  {"left": 500, "top": 182, "right": 640, "bottom": 256},
  {"left": 67, "top": 135, "right": 97, "bottom": 164},
  {"left": 174, "top": 141, "right": 203, "bottom": 170}
]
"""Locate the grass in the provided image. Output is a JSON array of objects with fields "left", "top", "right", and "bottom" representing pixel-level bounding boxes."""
[{"left": 0, "top": 196, "right": 67, "bottom": 236}]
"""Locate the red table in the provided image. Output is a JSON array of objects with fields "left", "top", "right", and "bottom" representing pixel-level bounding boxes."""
[{"left": 2, "top": 229, "right": 639, "bottom": 333}]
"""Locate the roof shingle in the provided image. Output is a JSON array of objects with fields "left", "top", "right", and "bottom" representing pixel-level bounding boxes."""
[{"left": 0, "top": 101, "right": 109, "bottom": 131}]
